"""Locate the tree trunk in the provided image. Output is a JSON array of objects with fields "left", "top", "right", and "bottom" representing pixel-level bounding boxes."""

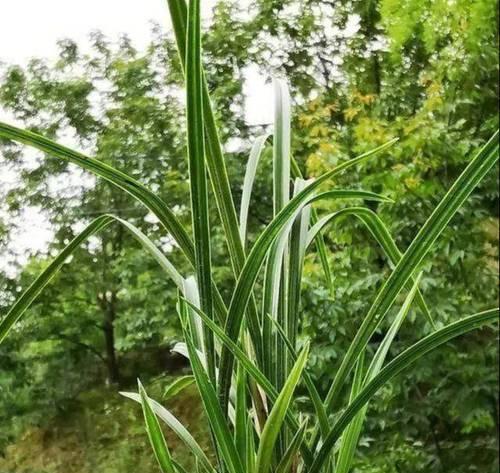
[
  {"left": 103, "top": 289, "right": 120, "bottom": 385},
  {"left": 99, "top": 210, "right": 125, "bottom": 386}
]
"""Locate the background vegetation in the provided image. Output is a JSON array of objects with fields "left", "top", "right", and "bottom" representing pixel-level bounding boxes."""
[{"left": 0, "top": 0, "right": 498, "bottom": 471}]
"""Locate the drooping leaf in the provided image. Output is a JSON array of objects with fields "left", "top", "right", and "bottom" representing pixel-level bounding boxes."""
[
  {"left": 0, "top": 215, "right": 112, "bottom": 344},
  {"left": 321, "top": 131, "right": 498, "bottom": 420},
  {"left": 163, "top": 376, "right": 195, "bottom": 401}
]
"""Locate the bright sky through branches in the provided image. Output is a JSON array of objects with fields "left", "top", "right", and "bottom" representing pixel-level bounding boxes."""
[
  {"left": 0, "top": 0, "right": 274, "bottom": 274},
  {"left": 0, "top": 0, "right": 360, "bottom": 272}
]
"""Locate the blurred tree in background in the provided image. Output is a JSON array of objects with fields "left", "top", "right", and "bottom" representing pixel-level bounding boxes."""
[
  {"left": 0, "top": 0, "right": 498, "bottom": 471},
  {"left": 0, "top": 31, "right": 191, "bottom": 445}
]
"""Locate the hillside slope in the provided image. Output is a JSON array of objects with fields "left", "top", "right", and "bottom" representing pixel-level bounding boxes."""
[{"left": 0, "top": 376, "right": 210, "bottom": 473}]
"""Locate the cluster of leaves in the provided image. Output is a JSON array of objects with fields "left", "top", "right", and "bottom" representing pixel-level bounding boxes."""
[{"left": 0, "top": 0, "right": 498, "bottom": 471}]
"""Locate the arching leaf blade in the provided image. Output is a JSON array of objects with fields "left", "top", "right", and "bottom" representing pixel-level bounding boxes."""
[
  {"left": 239, "top": 133, "right": 271, "bottom": 247},
  {"left": 309, "top": 308, "right": 499, "bottom": 473},
  {"left": 322, "top": 131, "right": 499, "bottom": 417},
  {"left": 306, "top": 207, "right": 434, "bottom": 328},
  {"left": 0, "top": 215, "right": 113, "bottom": 344},
  {"left": 0, "top": 121, "right": 195, "bottom": 265},
  {"left": 120, "top": 391, "right": 215, "bottom": 473}
]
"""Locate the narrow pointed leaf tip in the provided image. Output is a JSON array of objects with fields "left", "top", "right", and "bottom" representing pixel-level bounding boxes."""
[
  {"left": 138, "top": 380, "right": 177, "bottom": 473},
  {"left": 120, "top": 390, "right": 214, "bottom": 472},
  {"left": 255, "top": 342, "right": 310, "bottom": 473}
]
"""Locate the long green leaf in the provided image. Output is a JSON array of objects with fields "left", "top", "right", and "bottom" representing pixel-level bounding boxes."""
[
  {"left": 234, "top": 361, "right": 248, "bottom": 463},
  {"left": 179, "top": 299, "right": 244, "bottom": 473},
  {"left": 138, "top": 380, "right": 177, "bottom": 473},
  {"left": 185, "top": 0, "right": 216, "bottom": 383},
  {"left": 120, "top": 391, "right": 215, "bottom": 473},
  {"left": 262, "top": 78, "right": 291, "bottom": 393},
  {"left": 336, "top": 276, "right": 421, "bottom": 473},
  {"left": 183, "top": 276, "right": 205, "bottom": 351},
  {"left": 166, "top": 0, "right": 245, "bottom": 277},
  {"left": 163, "top": 375, "right": 195, "bottom": 401},
  {"left": 321, "top": 131, "right": 499, "bottom": 417},
  {"left": 309, "top": 189, "right": 393, "bottom": 205},
  {"left": 0, "top": 128, "right": 227, "bottom": 323},
  {"left": 0, "top": 215, "right": 112, "bottom": 344},
  {"left": 113, "top": 215, "right": 224, "bottom": 324},
  {"left": 255, "top": 343, "right": 309, "bottom": 473},
  {"left": 335, "top": 352, "right": 365, "bottom": 473},
  {"left": 0, "top": 212, "right": 225, "bottom": 350},
  {"left": 239, "top": 133, "right": 271, "bottom": 247},
  {"left": 112, "top": 215, "right": 184, "bottom": 289},
  {"left": 0, "top": 121, "right": 195, "bottom": 265},
  {"left": 218, "top": 138, "right": 398, "bottom": 413},
  {"left": 246, "top": 414, "right": 256, "bottom": 473},
  {"left": 287, "top": 178, "right": 312, "bottom": 371},
  {"left": 291, "top": 156, "right": 334, "bottom": 296},
  {"left": 309, "top": 308, "right": 499, "bottom": 473}
]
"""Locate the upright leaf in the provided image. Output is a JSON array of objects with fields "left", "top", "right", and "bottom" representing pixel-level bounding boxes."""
[
  {"left": 185, "top": 0, "right": 215, "bottom": 382},
  {"left": 255, "top": 343, "right": 309, "bottom": 473}
]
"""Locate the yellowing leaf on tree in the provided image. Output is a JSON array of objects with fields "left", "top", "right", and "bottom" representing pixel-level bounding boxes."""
[
  {"left": 344, "top": 107, "right": 361, "bottom": 121},
  {"left": 355, "top": 92, "right": 376, "bottom": 105},
  {"left": 299, "top": 114, "right": 314, "bottom": 127},
  {"left": 306, "top": 152, "right": 327, "bottom": 176},
  {"left": 307, "top": 98, "right": 320, "bottom": 112},
  {"left": 404, "top": 176, "right": 421, "bottom": 189},
  {"left": 310, "top": 124, "right": 328, "bottom": 137},
  {"left": 319, "top": 142, "right": 336, "bottom": 154}
]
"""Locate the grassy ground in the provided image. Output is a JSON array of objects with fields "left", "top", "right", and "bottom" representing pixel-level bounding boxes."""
[{"left": 0, "top": 376, "right": 210, "bottom": 473}]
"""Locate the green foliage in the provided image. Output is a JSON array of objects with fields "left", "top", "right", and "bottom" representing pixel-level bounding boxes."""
[{"left": 0, "top": 0, "right": 498, "bottom": 472}]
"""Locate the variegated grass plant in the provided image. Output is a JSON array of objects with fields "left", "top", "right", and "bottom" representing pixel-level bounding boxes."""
[{"left": 0, "top": 1, "right": 498, "bottom": 472}]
